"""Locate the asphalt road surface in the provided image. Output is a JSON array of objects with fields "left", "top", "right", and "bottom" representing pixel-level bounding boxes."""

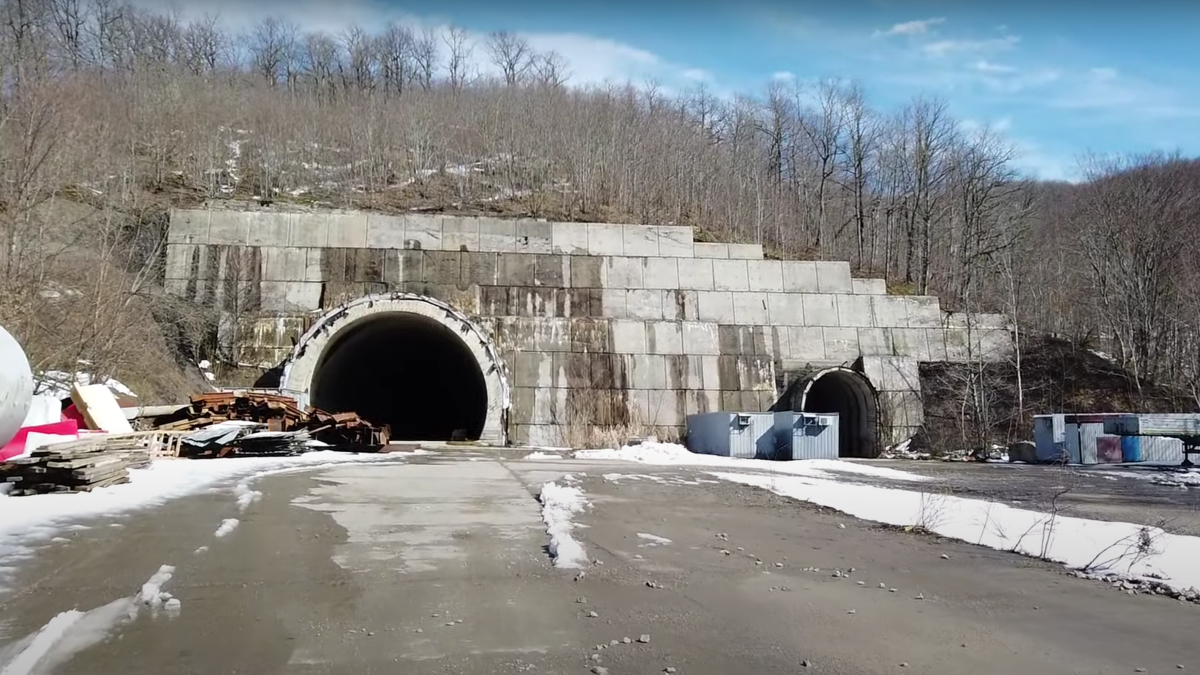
[{"left": 1, "top": 449, "right": 1195, "bottom": 675}]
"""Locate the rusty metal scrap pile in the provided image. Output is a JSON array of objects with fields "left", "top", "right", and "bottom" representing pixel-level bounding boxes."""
[{"left": 155, "top": 392, "right": 390, "bottom": 458}]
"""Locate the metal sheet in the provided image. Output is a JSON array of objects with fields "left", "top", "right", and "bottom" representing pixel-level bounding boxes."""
[
  {"left": 1106, "top": 414, "right": 1200, "bottom": 437},
  {"left": 685, "top": 413, "right": 735, "bottom": 457},
  {"left": 790, "top": 412, "right": 839, "bottom": 460},
  {"left": 728, "top": 412, "right": 774, "bottom": 459},
  {"left": 1140, "top": 436, "right": 1185, "bottom": 462},
  {"left": 1033, "top": 414, "right": 1068, "bottom": 463}
]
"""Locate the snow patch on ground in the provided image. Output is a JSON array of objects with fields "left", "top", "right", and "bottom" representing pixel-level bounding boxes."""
[
  {"left": 523, "top": 452, "right": 562, "bottom": 460},
  {"left": 213, "top": 519, "right": 239, "bottom": 538},
  {"left": 0, "top": 563, "right": 178, "bottom": 674},
  {"left": 0, "top": 451, "right": 414, "bottom": 596},
  {"left": 233, "top": 482, "right": 262, "bottom": 511},
  {"left": 637, "top": 533, "right": 672, "bottom": 547},
  {"left": 576, "top": 441, "right": 927, "bottom": 482},
  {"left": 1103, "top": 469, "right": 1200, "bottom": 488},
  {"left": 538, "top": 481, "right": 590, "bottom": 569},
  {"left": 712, "top": 471, "right": 1200, "bottom": 596}
]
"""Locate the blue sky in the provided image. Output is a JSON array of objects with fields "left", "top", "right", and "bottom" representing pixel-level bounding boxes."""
[{"left": 149, "top": 0, "right": 1200, "bottom": 182}]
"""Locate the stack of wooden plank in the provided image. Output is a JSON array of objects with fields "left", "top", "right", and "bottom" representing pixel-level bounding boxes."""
[{"left": 1, "top": 435, "right": 154, "bottom": 496}]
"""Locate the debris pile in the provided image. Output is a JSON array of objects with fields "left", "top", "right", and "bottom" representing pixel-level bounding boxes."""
[
  {"left": 153, "top": 391, "right": 390, "bottom": 458},
  {"left": 1, "top": 435, "right": 153, "bottom": 495}
]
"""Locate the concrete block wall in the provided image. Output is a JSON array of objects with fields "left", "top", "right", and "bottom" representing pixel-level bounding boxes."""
[{"left": 165, "top": 207, "right": 1013, "bottom": 448}]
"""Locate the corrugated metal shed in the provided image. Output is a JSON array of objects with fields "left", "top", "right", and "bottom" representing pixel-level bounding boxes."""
[
  {"left": 1033, "top": 414, "right": 1068, "bottom": 463},
  {"left": 685, "top": 412, "right": 840, "bottom": 461}
]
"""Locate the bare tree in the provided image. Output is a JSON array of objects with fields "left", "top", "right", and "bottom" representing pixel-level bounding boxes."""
[
  {"left": 375, "top": 24, "right": 412, "bottom": 95},
  {"left": 443, "top": 24, "right": 473, "bottom": 91},
  {"left": 248, "top": 16, "right": 289, "bottom": 86},
  {"left": 485, "top": 30, "right": 533, "bottom": 85},
  {"left": 410, "top": 26, "right": 437, "bottom": 90},
  {"left": 532, "top": 49, "right": 569, "bottom": 88}
]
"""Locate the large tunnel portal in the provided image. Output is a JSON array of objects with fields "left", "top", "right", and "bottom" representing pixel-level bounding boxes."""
[
  {"left": 800, "top": 369, "right": 879, "bottom": 458},
  {"left": 309, "top": 312, "right": 488, "bottom": 441}
]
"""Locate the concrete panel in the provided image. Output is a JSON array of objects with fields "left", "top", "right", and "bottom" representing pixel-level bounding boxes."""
[
  {"left": 766, "top": 293, "right": 804, "bottom": 325},
  {"left": 260, "top": 281, "right": 322, "bottom": 311},
  {"left": 642, "top": 258, "right": 679, "bottom": 289},
  {"left": 599, "top": 289, "right": 627, "bottom": 318},
  {"left": 551, "top": 221, "right": 590, "bottom": 255},
  {"left": 647, "top": 321, "right": 684, "bottom": 355},
  {"left": 696, "top": 356, "right": 721, "bottom": 390},
  {"left": 602, "top": 257, "right": 644, "bottom": 289},
  {"left": 441, "top": 217, "right": 480, "bottom": 251},
  {"left": 164, "top": 244, "right": 192, "bottom": 280},
  {"left": 245, "top": 211, "right": 292, "bottom": 246},
  {"left": 785, "top": 327, "right": 826, "bottom": 362},
  {"left": 623, "top": 225, "right": 659, "bottom": 256},
  {"left": 463, "top": 252, "right": 498, "bottom": 285},
  {"left": 208, "top": 211, "right": 249, "bottom": 245},
  {"left": 665, "top": 290, "right": 699, "bottom": 321},
  {"left": 290, "top": 213, "right": 328, "bottom": 247},
  {"left": 424, "top": 251, "right": 462, "bottom": 286},
  {"left": 815, "top": 261, "right": 853, "bottom": 293},
  {"left": 871, "top": 296, "right": 909, "bottom": 328},
  {"left": 513, "top": 352, "right": 555, "bottom": 389},
  {"left": 478, "top": 218, "right": 516, "bottom": 252},
  {"left": 718, "top": 325, "right": 769, "bottom": 356},
  {"left": 326, "top": 213, "right": 367, "bottom": 248},
  {"left": 906, "top": 296, "right": 943, "bottom": 328},
  {"left": 515, "top": 219, "right": 553, "bottom": 254},
  {"left": 664, "top": 354, "right": 704, "bottom": 390},
  {"left": 507, "top": 317, "right": 572, "bottom": 353},
  {"left": 858, "top": 328, "right": 893, "bottom": 355},
  {"left": 684, "top": 389, "right": 721, "bottom": 416},
  {"left": 878, "top": 356, "right": 920, "bottom": 392},
  {"left": 746, "top": 260, "right": 784, "bottom": 292},
  {"left": 836, "top": 294, "right": 874, "bottom": 328},
  {"left": 168, "top": 209, "right": 209, "bottom": 244},
  {"left": 533, "top": 254, "right": 570, "bottom": 287},
  {"left": 682, "top": 322, "right": 720, "bottom": 355},
  {"left": 712, "top": 259, "right": 749, "bottom": 291},
  {"left": 802, "top": 294, "right": 839, "bottom": 326},
  {"left": 694, "top": 242, "right": 729, "bottom": 259},
  {"left": 632, "top": 389, "right": 682, "bottom": 426},
  {"left": 569, "top": 319, "right": 613, "bottom": 353},
  {"left": 611, "top": 319, "right": 647, "bottom": 354},
  {"left": 732, "top": 292, "right": 769, "bottom": 325},
  {"left": 782, "top": 261, "right": 819, "bottom": 292},
  {"left": 891, "top": 328, "right": 931, "bottom": 361},
  {"left": 727, "top": 243, "right": 763, "bottom": 259},
  {"left": 675, "top": 258, "right": 714, "bottom": 291},
  {"left": 623, "top": 354, "right": 668, "bottom": 389},
  {"left": 365, "top": 214, "right": 406, "bottom": 248},
  {"left": 975, "top": 329, "right": 1013, "bottom": 360},
  {"left": 823, "top": 327, "right": 860, "bottom": 362},
  {"left": 655, "top": 226, "right": 695, "bottom": 257},
  {"left": 626, "top": 290, "right": 663, "bottom": 320},
  {"left": 696, "top": 291, "right": 736, "bottom": 323},
  {"left": 853, "top": 277, "right": 887, "bottom": 295},
  {"left": 401, "top": 215, "right": 442, "bottom": 250},
  {"left": 497, "top": 253, "right": 537, "bottom": 286},
  {"left": 262, "top": 247, "right": 308, "bottom": 282},
  {"left": 587, "top": 223, "right": 624, "bottom": 256},
  {"left": 925, "top": 329, "right": 949, "bottom": 361},
  {"left": 570, "top": 256, "right": 603, "bottom": 288},
  {"left": 944, "top": 327, "right": 970, "bottom": 361}
]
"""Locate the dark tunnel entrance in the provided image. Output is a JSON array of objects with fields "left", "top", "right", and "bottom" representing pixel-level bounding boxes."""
[
  {"left": 309, "top": 312, "right": 488, "bottom": 441},
  {"left": 794, "top": 369, "right": 879, "bottom": 458}
]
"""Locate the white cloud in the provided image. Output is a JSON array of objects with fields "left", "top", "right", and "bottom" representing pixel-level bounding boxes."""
[
  {"left": 131, "top": 0, "right": 705, "bottom": 90},
  {"left": 873, "top": 17, "right": 945, "bottom": 37},
  {"left": 682, "top": 68, "right": 712, "bottom": 82},
  {"left": 772, "top": 71, "right": 797, "bottom": 81},
  {"left": 922, "top": 34, "right": 1020, "bottom": 57},
  {"left": 974, "top": 60, "right": 1016, "bottom": 73}
]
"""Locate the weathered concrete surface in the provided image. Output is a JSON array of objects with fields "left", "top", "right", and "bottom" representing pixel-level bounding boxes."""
[
  {"left": 1, "top": 453, "right": 1194, "bottom": 675},
  {"left": 165, "top": 207, "right": 1016, "bottom": 448}
]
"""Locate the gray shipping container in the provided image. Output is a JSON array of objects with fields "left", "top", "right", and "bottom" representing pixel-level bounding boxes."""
[
  {"left": 685, "top": 411, "right": 840, "bottom": 461},
  {"left": 1104, "top": 414, "right": 1200, "bottom": 437},
  {"left": 1032, "top": 414, "right": 1069, "bottom": 463}
]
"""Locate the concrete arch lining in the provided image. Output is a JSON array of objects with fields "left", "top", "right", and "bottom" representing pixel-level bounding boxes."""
[
  {"left": 280, "top": 293, "right": 509, "bottom": 445},
  {"left": 796, "top": 367, "right": 879, "bottom": 459}
]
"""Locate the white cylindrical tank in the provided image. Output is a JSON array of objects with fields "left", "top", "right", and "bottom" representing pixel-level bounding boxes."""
[{"left": 0, "top": 324, "right": 34, "bottom": 448}]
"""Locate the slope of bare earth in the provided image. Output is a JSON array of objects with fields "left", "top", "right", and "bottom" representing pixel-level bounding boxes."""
[{"left": 0, "top": 450, "right": 1193, "bottom": 675}]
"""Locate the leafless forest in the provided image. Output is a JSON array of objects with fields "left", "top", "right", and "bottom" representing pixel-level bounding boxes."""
[{"left": 1, "top": 1, "right": 1198, "bottom": 443}]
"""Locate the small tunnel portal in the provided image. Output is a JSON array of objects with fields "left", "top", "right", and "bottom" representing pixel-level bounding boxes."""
[
  {"left": 779, "top": 368, "right": 879, "bottom": 458},
  {"left": 309, "top": 312, "right": 488, "bottom": 441}
]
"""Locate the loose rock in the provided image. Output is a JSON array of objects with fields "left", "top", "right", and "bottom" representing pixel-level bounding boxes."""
[
  {"left": 638, "top": 634, "right": 651, "bottom": 643},
  {"left": 801, "top": 660, "right": 812, "bottom": 667},
  {"left": 940, "top": 553, "right": 951, "bottom": 560},
  {"left": 622, "top": 637, "right": 632, "bottom": 644},
  {"left": 588, "top": 611, "right": 599, "bottom": 618}
]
